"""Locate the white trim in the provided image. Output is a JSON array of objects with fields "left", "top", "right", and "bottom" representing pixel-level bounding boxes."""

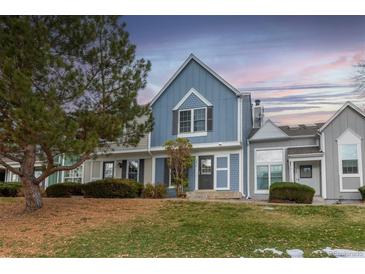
[
  {"left": 237, "top": 96, "right": 242, "bottom": 142},
  {"left": 150, "top": 54, "right": 243, "bottom": 106},
  {"left": 337, "top": 129, "right": 363, "bottom": 192},
  {"left": 239, "top": 148, "right": 243, "bottom": 194},
  {"left": 95, "top": 148, "right": 148, "bottom": 155},
  {"left": 246, "top": 140, "right": 250, "bottom": 198},
  {"left": 194, "top": 156, "right": 199, "bottom": 190},
  {"left": 172, "top": 88, "right": 212, "bottom": 110},
  {"left": 177, "top": 107, "right": 208, "bottom": 137},
  {"left": 319, "top": 101, "right": 365, "bottom": 132},
  {"left": 214, "top": 155, "right": 230, "bottom": 190},
  {"left": 254, "top": 147, "right": 285, "bottom": 195},
  {"left": 178, "top": 132, "right": 208, "bottom": 138},
  {"left": 321, "top": 132, "right": 327, "bottom": 199},
  {"left": 61, "top": 154, "right": 65, "bottom": 183},
  {"left": 192, "top": 150, "right": 241, "bottom": 191},
  {"left": 250, "top": 119, "right": 289, "bottom": 141},
  {"left": 150, "top": 141, "right": 242, "bottom": 152},
  {"left": 151, "top": 157, "right": 156, "bottom": 185}
]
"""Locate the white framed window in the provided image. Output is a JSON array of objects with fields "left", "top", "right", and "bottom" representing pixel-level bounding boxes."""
[
  {"left": 103, "top": 161, "right": 114, "bottom": 178},
  {"left": 214, "top": 155, "right": 230, "bottom": 190},
  {"left": 64, "top": 165, "right": 83, "bottom": 183},
  {"left": 255, "top": 149, "right": 284, "bottom": 194},
  {"left": 178, "top": 107, "right": 207, "bottom": 137},
  {"left": 337, "top": 129, "right": 363, "bottom": 192},
  {"left": 127, "top": 160, "right": 139, "bottom": 181},
  {"left": 201, "top": 158, "right": 212, "bottom": 175}
]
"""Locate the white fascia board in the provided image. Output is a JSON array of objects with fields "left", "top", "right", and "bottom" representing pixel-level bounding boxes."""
[
  {"left": 172, "top": 88, "right": 212, "bottom": 111},
  {"left": 150, "top": 54, "right": 241, "bottom": 106},
  {"left": 319, "top": 101, "right": 365, "bottom": 132}
]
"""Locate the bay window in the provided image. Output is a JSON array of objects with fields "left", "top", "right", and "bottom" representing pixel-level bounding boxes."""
[{"left": 255, "top": 149, "right": 284, "bottom": 193}]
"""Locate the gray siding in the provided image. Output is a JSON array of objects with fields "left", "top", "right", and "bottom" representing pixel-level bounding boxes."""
[
  {"left": 151, "top": 59, "right": 238, "bottom": 146},
  {"left": 230, "top": 153, "right": 240, "bottom": 192},
  {"left": 242, "top": 95, "right": 253, "bottom": 196},
  {"left": 248, "top": 137, "right": 319, "bottom": 199},
  {"left": 323, "top": 107, "right": 365, "bottom": 200}
]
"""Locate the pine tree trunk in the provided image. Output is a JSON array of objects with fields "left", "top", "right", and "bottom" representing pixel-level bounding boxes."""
[
  {"left": 21, "top": 145, "right": 43, "bottom": 212},
  {"left": 22, "top": 177, "right": 43, "bottom": 212}
]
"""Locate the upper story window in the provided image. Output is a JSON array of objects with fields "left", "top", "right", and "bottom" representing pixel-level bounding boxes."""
[
  {"left": 340, "top": 144, "right": 359, "bottom": 174},
  {"left": 178, "top": 108, "right": 207, "bottom": 135},
  {"left": 337, "top": 129, "right": 362, "bottom": 176}
]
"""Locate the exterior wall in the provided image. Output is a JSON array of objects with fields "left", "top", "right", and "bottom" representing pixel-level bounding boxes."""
[
  {"left": 153, "top": 149, "right": 241, "bottom": 196},
  {"left": 83, "top": 153, "right": 152, "bottom": 184},
  {"left": 143, "top": 158, "right": 152, "bottom": 184},
  {"left": 106, "top": 135, "right": 148, "bottom": 153},
  {"left": 323, "top": 107, "right": 365, "bottom": 200},
  {"left": 151, "top": 59, "right": 238, "bottom": 146},
  {"left": 248, "top": 137, "right": 319, "bottom": 199},
  {"left": 294, "top": 160, "right": 321, "bottom": 195}
]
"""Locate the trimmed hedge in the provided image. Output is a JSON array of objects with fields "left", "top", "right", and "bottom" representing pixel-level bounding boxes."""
[
  {"left": 269, "top": 182, "right": 315, "bottom": 204},
  {"left": 0, "top": 182, "right": 22, "bottom": 197},
  {"left": 46, "top": 182, "right": 83, "bottom": 197},
  {"left": 143, "top": 183, "right": 166, "bottom": 199},
  {"left": 359, "top": 186, "right": 365, "bottom": 201},
  {"left": 83, "top": 178, "right": 141, "bottom": 198}
]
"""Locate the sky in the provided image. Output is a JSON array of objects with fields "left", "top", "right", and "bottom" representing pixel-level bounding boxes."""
[{"left": 123, "top": 16, "right": 365, "bottom": 125}]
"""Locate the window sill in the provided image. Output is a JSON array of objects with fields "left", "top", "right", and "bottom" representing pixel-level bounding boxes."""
[{"left": 177, "top": 131, "right": 208, "bottom": 138}]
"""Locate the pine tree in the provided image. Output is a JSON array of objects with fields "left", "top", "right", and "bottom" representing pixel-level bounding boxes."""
[{"left": 0, "top": 16, "right": 153, "bottom": 211}]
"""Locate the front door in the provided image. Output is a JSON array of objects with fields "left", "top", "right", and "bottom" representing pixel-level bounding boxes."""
[{"left": 198, "top": 155, "right": 214, "bottom": 189}]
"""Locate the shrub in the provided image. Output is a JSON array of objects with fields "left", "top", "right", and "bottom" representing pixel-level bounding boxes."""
[
  {"left": 142, "top": 183, "right": 166, "bottom": 199},
  {"left": 154, "top": 184, "right": 167, "bottom": 198},
  {"left": 83, "top": 178, "right": 139, "bottom": 198},
  {"left": 359, "top": 186, "right": 365, "bottom": 201},
  {"left": 123, "top": 180, "right": 144, "bottom": 197},
  {"left": 0, "top": 182, "right": 22, "bottom": 197},
  {"left": 46, "top": 182, "right": 83, "bottom": 197},
  {"left": 269, "top": 182, "right": 315, "bottom": 204}
]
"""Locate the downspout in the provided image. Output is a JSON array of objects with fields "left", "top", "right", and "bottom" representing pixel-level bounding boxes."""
[{"left": 246, "top": 139, "right": 250, "bottom": 199}]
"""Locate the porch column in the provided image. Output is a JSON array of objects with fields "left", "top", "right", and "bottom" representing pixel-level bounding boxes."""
[{"left": 289, "top": 160, "right": 295, "bottom": 182}]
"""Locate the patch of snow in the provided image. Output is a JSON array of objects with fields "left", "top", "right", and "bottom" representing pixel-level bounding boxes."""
[
  {"left": 321, "top": 247, "right": 365, "bottom": 258},
  {"left": 255, "top": 248, "right": 283, "bottom": 256},
  {"left": 287, "top": 249, "right": 304, "bottom": 258},
  {"left": 263, "top": 206, "right": 275, "bottom": 211}
]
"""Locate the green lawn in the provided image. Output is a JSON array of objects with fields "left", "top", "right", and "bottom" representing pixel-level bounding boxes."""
[{"left": 53, "top": 200, "right": 365, "bottom": 258}]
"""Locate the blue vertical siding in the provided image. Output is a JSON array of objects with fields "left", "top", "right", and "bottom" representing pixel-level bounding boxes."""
[
  {"left": 151, "top": 59, "right": 238, "bottom": 146},
  {"left": 230, "top": 153, "right": 240, "bottom": 192},
  {"left": 188, "top": 159, "right": 195, "bottom": 191},
  {"left": 155, "top": 158, "right": 165, "bottom": 184},
  {"left": 217, "top": 170, "right": 228, "bottom": 188}
]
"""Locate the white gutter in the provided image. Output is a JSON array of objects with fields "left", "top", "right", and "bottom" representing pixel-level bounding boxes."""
[{"left": 246, "top": 139, "right": 250, "bottom": 199}]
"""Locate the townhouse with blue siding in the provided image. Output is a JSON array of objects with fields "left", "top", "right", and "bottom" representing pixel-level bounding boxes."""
[{"left": 2, "top": 54, "right": 365, "bottom": 200}]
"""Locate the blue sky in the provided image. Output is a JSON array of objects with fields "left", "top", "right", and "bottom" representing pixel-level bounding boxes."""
[{"left": 124, "top": 16, "right": 365, "bottom": 125}]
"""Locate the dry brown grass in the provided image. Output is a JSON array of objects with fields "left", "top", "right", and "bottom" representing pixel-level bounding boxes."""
[{"left": 0, "top": 197, "right": 163, "bottom": 257}]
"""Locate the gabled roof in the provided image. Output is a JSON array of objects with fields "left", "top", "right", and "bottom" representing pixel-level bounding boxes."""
[
  {"left": 249, "top": 121, "right": 324, "bottom": 140},
  {"left": 249, "top": 119, "right": 289, "bottom": 140},
  {"left": 150, "top": 54, "right": 248, "bottom": 106},
  {"left": 319, "top": 101, "right": 365, "bottom": 132}
]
